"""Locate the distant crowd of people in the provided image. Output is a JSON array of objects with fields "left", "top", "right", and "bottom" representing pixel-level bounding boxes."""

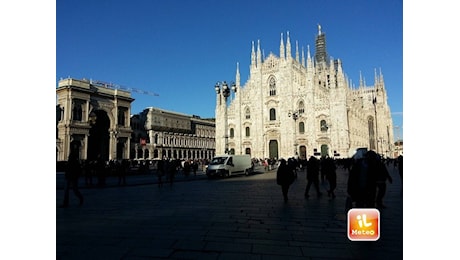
[
  {"left": 276, "top": 155, "right": 338, "bottom": 203},
  {"left": 58, "top": 155, "right": 212, "bottom": 207},
  {"left": 276, "top": 152, "right": 402, "bottom": 210},
  {"left": 59, "top": 151, "right": 403, "bottom": 210},
  {"left": 61, "top": 157, "right": 214, "bottom": 188}
]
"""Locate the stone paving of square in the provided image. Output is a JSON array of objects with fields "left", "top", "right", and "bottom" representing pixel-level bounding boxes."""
[{"left": 56, "top": 165, "right": 403, "bottom": 259}]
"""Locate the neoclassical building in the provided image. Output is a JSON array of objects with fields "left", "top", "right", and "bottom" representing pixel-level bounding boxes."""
[
  {"left": 130, "top": 107, "right": 216, "bottom": 160},
  {"left": 215, "top": 26, "right": 395, "bottom": 159},
  {"left": 56, "top": 78, "right": 217, "bottom": 163},
  {"left": 56, "top": 78, "right": 134, "bottom": 161}
]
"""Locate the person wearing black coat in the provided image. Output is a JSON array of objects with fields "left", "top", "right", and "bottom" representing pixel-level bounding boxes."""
[
  {"left": 276, "top": 159, "right": 295, "bottom": 202},
  {"left": 323, "top": 156, "right": 337, "bottom": 198},
  {"left": 305, "top": 156, "right": 322, "bottom": 198},
  {"left": 347, "top": 150, "right": 378, "bottom": 208},
  {"left": 60, "top": 151, "right": 84, "bottom": 208},
  {"left": 374, "top": 154, "right": 393, "bottom": 208}
]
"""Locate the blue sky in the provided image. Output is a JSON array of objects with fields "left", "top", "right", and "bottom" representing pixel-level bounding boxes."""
[{"left": 56, "top": 0, "right": 403, "bottom": 139}]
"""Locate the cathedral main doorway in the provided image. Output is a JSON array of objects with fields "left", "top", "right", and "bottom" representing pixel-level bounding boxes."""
[
  {"left": 269, "top": 140, "right": 279, "bottom": 160},
  {"left": 320, "top": 144, "right": 329, "bottom": 158},
  {"left": 87, "top": 110, "right": 110, "bottom": 161},
  {"left": 299, "top": 146, "right": 307, "bottom": 159}
]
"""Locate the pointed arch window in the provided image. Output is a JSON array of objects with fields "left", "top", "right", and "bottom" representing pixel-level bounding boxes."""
[
  {"left": 229, "top": 128, "right": 234, "bottom": 138},
  {"left": 298, "top": 101, "right": 305, "bottom": 114},
  {"left": 245, "top": 127, "right": 250, "bottom": 137},
  {"left": 269, "top": 77, "right": 276, "bottom": 96},
  {"left": 269, "top": 108, "right": 276, "bottom": 121},
  {"left": 245, "top": 107, "right": 251, "bottom": 119},
  {"left": 299, "top": 122, "right": 305, "bottom": 134}
]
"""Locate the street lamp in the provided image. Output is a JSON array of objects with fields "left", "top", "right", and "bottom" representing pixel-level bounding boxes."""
[
  {"left": 372, "top": 96, "right": 379, "bottom": 154},
  {"left": 324, "top": 122, "right": 332, "bottom": 157},
  {"left": 215, "top": 81, "right": 236, "bottom": 154},
  {"left": 288, "top": 110, "right": 300, "bottom": 156}
]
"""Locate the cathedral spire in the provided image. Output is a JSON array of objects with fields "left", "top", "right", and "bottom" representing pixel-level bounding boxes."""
[
  {"left": 279, "top": 32, "right": 285, "bottom": 59},
  {"left": 306, "top": 44, "right": 313, "bottom": 70},
  {"left": 295, "top": 40, "right": 300, "bottom": 62},
  {"left": 251, "top": 41, "right": 256, "bottom": 67},
  {"left": 374, "top": 68, "right": 378, "bottom": 86},
  {"left": 337, "top": 59, "right": 343, "bottom": 75},
  {"left": 359, "top": 71, "right": 363, "bottom": 88},
  {"left": 257, "top": 39, "right": 262, "bottom": 66},
  {"left": 301, "top": 46, "right": 305, "bottom": 67},
  {"left": 314, "top": 25, "right": 328, "bottom": 68},
  {"left": 236, "top": 62, "right": 240, "bottom": 87},
  {"left": 286, "top": 31, "right": 292, "bottom": 59}
]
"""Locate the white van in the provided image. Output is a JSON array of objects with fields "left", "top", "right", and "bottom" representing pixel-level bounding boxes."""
[{"left": 206, "top": 154, "right": 253, "bottom": 178}]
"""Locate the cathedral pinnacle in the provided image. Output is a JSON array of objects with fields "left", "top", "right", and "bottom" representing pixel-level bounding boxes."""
[
  {"left": 280, "top": 32, "right": 285, "bottom": 59},
  {"left": 286, "top": 31, "right": 291, "bottom": 59},
  {"left": 256, "top": 39, "right": 262, "bottom": 66},
  {"left": 301, "top": 46, "right": 305, "bottom": 66},
  {"left": 236, "top": 62, "right": 240, "bottom": 87}
]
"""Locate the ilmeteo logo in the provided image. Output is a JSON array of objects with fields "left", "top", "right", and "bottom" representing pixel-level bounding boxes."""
[{"left": 347, "top": 208, "right": 380, "bottom": 241}]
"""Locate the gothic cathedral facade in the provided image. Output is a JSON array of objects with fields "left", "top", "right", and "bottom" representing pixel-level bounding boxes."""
[{"left": 215, "top": 26, "right": 395, "bottom": 160}]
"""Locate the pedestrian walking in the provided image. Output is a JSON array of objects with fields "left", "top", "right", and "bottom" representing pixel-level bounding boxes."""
[
  {"left": 157, "top": 159, "right": 165, "bottom": 187},
  {"left": 287, "top": 157, "right": 298, "bottom": 179},
  {"left": 82, "top": 160, "right": 93, "bottom": 187},
  {"left": 276, "top": 159, "right": 295, "bottom": 202},
  {"left": 192, "top": 160, "right": 198, "bottom": 176},
  {"left": 263, "top": 159, "right": 269, "bottom": 171},
  {"left": 305, "top": 156, "right": 322, "bottom": 198},
  {"left": 183, "top": 159, "right": 191, "bottom": 177},
  {"left": 323, "top": 156, "right": 337, "bottom": 198},
  {"left": 320, "top": 157, "right": 327, "bottom": 183},
  {"left": 374, "top": 154, "right": 393, "bottom": 208},
  {"left": 167, "top": 159, "right": 177, "bottom": 186},
  {"left": 59, "top": 151, "right": 84, "bottom": 208},
  {"left": 118, "top": 159, "right": 128, "bottom": 185},
  {"left": 347, "top": 150, "right": 377, "bottom": 208}
]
